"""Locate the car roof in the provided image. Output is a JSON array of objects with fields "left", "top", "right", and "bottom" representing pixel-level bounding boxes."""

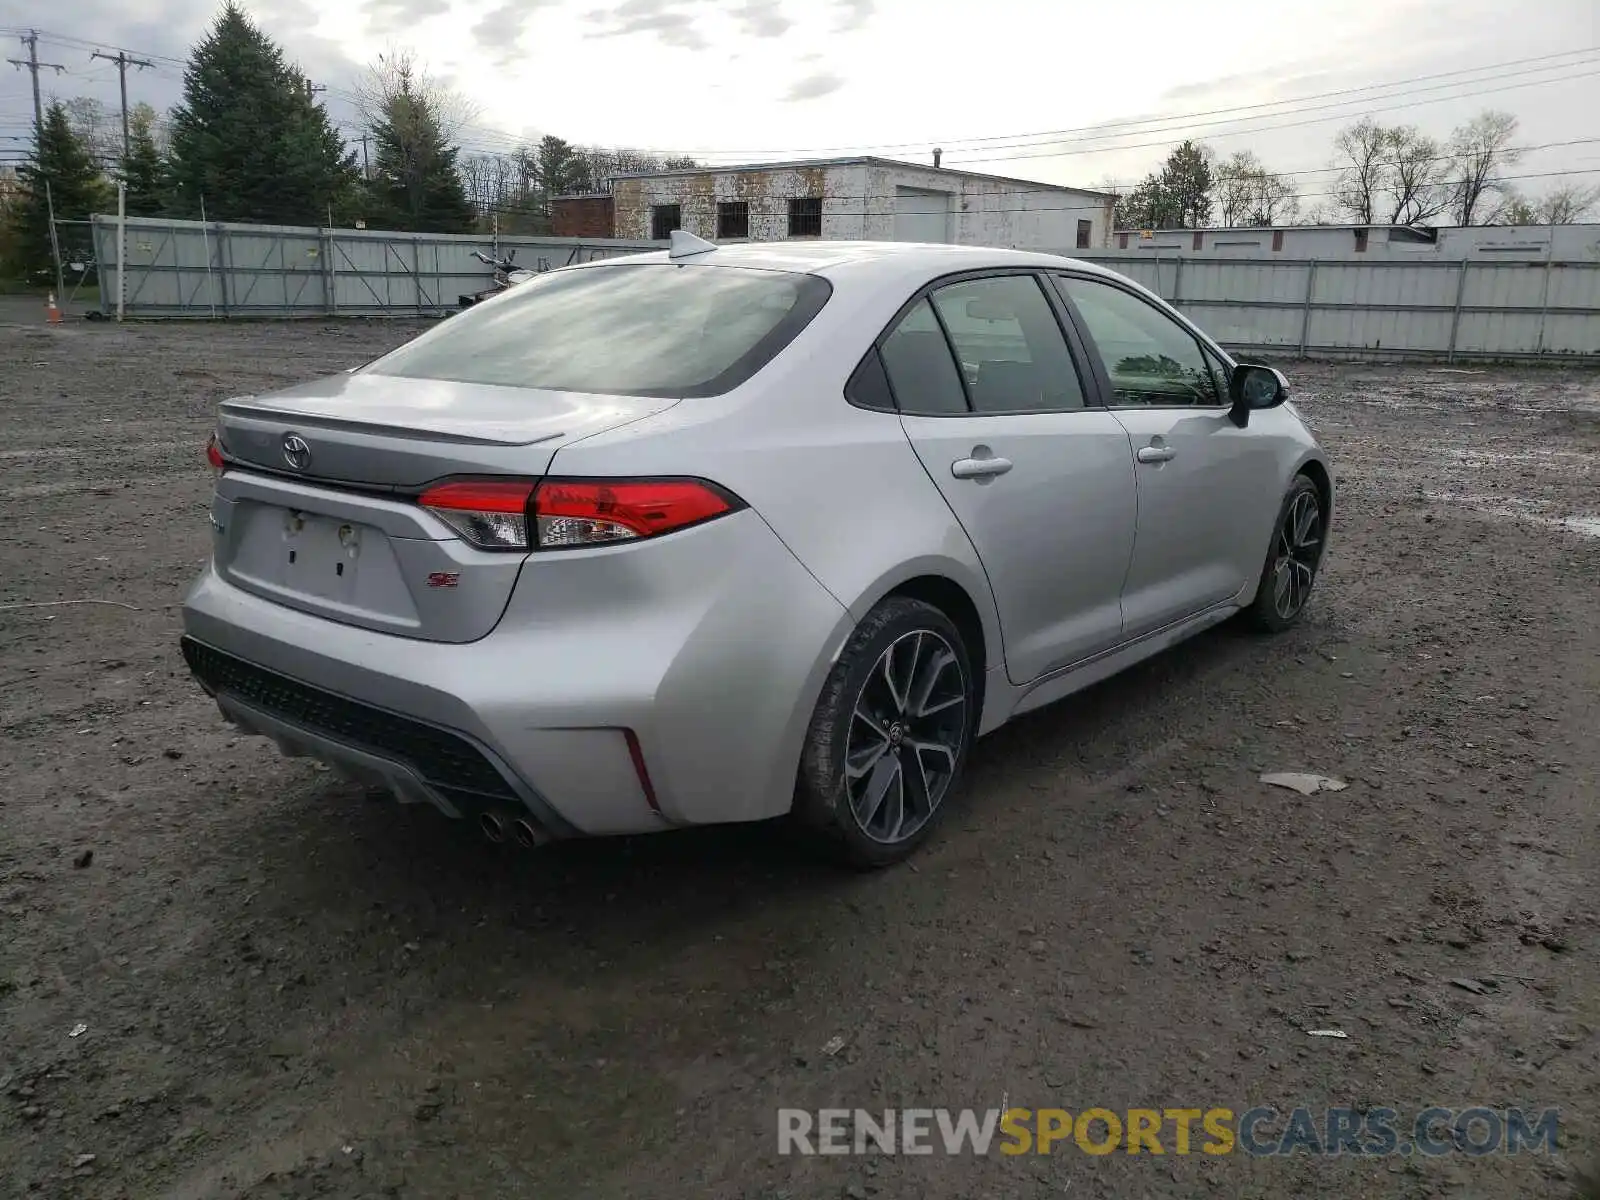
[{"left": 578, "top": 240, "right": 1123, "bottom": 287}]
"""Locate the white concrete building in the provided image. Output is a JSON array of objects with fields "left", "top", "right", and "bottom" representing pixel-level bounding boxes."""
[{"left": 610, "top": 156, "right": 1117, "bottom": 252}]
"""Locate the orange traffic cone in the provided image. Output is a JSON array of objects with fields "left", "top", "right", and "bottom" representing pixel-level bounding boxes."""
[{"left": 45, "top": 293, "right": 62, "bottom": 325}]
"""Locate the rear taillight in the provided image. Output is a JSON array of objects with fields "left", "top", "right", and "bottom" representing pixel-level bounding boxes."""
[
  {"left": 416, "top": 477, "right": 742, "bottom": 552},
  {"left": 419, "top": 480, "right": 535, "bottom": 550},
  {"left": 533, "top": 479, "right": 740, "bottom": 548},
  {"left": 205, "top": 433, "right": 225, "bottom": 473}
]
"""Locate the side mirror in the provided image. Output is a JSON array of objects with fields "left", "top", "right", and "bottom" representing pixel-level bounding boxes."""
[{"left": 1227, "top": 363, "right": 1289, "bottom": 428}]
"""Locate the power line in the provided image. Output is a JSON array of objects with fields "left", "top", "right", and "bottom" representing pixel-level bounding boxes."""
[
  {"left": 943, "top": 67, "right": 1600, "bottom": 167},
  {"left": 398, "top": 60, "right": 1600, "bottom": 181},
  {"left": 406, "top": 46, "right": 1600, "bottom": 162}
]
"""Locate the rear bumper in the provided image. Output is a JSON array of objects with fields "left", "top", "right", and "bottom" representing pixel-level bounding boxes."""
[{"left": 180, "top": 510, "right": 854, "bottom": 836}]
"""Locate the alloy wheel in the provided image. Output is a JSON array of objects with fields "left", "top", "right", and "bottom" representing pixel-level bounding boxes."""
[
  {"left": 1271, "top": 490, "right": 1323, "bottom": 621},
  {"left": 844, "top": 629, "right": 968, "bottom": 845}
]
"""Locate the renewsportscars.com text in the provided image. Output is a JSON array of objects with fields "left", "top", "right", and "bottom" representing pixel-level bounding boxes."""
[{"left": 777, "top": 1106, "right": 1560, "bottom": 1157}]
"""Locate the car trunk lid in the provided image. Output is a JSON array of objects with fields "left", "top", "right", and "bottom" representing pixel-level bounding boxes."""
[{"left": 209, "top": 373, "right": 679, "bottom": 643}]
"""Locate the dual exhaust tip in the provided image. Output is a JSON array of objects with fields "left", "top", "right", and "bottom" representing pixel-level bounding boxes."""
[{"left": 479, "top": 807, "right": 545, "bottom": 850}]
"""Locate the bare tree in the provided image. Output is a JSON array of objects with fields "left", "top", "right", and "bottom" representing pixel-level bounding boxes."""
[
  {"left": 1214, "top": 151, "right": 1262, "bottom": 226},
  {"left": 353, "top": 49, "right": 479, "bottom": 144},
  {"left": 1467, "top": 182, "right": 1597, "bottom": 225},
  {"left": 1536, "top": 182, "right": 1600, "bottom": 223},
  {"left": 1331, "top": 117, "right": 1448, "bottom": 226},
  {"left": 1445, "top": 110, "right": 1522, "bottom": 225},
  {"left": 1383, "top": 125, "right": 1447, "bottom": 225},
  {"left": 1213, "top": 150, "right": 1301, "bottom": 226},
  {"left": 61, "top": 97, "right": 120, "bottom": 166},
  {"left": 1331, "top": 118, "right": 1388, "bottom": 224}
]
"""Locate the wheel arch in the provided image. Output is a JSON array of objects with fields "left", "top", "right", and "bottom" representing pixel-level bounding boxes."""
[
  {"left": 836, "top": 562, "right": 1002, "bottom": 736},
  {"left": 1294, "top": 454, "right": 1334, "bottom": 531}
]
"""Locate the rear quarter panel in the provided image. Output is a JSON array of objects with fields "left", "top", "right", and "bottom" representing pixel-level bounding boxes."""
[{"left": 546, "top": 280, "right": 1006, "bottom": 687}]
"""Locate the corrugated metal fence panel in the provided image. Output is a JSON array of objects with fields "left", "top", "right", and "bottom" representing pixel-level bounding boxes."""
[
  {"left": 1077, "top": 250, "right": 1600, "bottom": 360},
  {"left": 90, "top": 215, "right": 664, "bottom": 318},
  {"left": 88, "top": 218, "right": 1600, "bottom": 359},
  {"left": 1177, "top": 260, "right": 1310, "bottom": 347}
]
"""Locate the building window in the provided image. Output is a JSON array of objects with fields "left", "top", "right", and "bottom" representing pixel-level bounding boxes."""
[
  {"left": 650, "top": 204, "right": 681, "bottom": 240},
  {"left": 1076, "top": 219, "right": 1092, "bottom": 249},
  {"left": 1192, "top": 230, "right": 1204, "bottom": 251},
  {"left": 788, "top": 197, "right": 822, "bottom": 238},
  {"left": 1271, "top": 229, "right": 1285, "bottom": 252},
  {"left": 1117, "top": 232, "right": 1129, "bottom": 250},
  {"left": 1353, "top": 228, "right": 1369, "bottom": 253},
  {"left": 716, "top": 201, "right": 750, "bottom": 240}
]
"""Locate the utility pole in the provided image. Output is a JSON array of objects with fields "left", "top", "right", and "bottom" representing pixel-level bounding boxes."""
[
  {"left": 360, "top": 133, "right": 371, "bottom": 180},
  {"left": 7, "top": 31, "right": 67, "bottom": 141},
  {"left": 304, "top": 79, "right": 326, "bottom": 101},
  {"left": 89, "top": 49, "right": 155, "bottom": 158}
]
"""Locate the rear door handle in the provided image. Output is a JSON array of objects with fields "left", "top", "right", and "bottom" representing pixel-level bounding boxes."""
[
  {"left": 951, "top": 455, "right": 1013, "bottom": 480},
  {"left": 1136, "top": 445, "right": 1175, "bottom": 464}
]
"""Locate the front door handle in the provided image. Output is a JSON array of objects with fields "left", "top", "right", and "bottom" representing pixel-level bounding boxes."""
[
  {"left": 1136, "top": 445, "right": 1175, "bottom": 464},
  {"left": 951, "top": 454, "right": 1013, "bottom": 480}
]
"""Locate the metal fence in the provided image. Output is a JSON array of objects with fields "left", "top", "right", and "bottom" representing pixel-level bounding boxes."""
[
  {"left": 89, "top": 215, "right": 664, "bottom": 319},
  {"left": 88, "top": 215, "right": 1600, "bottom": 362},
  {"left": 1071, "top": 252, "right": 1600, "bottom": 363}
]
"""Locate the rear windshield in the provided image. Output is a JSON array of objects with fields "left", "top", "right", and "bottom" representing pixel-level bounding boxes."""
[{"left": 365, "top": 263, "right": 832, "bottom": 398}]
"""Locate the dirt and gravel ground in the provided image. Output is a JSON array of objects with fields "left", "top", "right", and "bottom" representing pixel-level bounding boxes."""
[{"left": 2, "top": 311, "right": 1598, "bottom": 1200}]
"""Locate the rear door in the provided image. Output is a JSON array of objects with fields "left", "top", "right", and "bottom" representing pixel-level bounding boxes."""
[
  {"left": 1050, "top": 271, "right": 1281, "bottom": 639},
  {"left": 880, "top": 270, "right": 1138, "bottom": 684}
]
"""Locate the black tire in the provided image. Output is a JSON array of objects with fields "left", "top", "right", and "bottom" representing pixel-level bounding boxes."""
[
  {"left": 1245, "top": 473, "right": 1326, "bottom": 633},
  {"left": 793, "top": 596, "right": 978, "bottom": 869}
]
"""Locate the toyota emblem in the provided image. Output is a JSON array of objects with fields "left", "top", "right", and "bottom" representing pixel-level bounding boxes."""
[{"left": 282, "top": 434, "right": 311, "bottom": 471}]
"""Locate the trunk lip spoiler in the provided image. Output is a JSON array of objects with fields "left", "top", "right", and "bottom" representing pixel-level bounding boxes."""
[{"left": 218, "top": 400, "right": 569, "bottom": 449}]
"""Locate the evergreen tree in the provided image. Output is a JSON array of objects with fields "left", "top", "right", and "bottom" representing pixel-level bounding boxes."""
[
  {"left": 166, "top": 2, "right": 357, "bottom": 223},
  {"left": 365, "top": 65, "right": 475, "bottom": 233},
  {"left": 3, "top": 102, "right": 110, "bottom": 282},
  {"left": 122, "top": 107, "right": 168, "bottom": 217}
]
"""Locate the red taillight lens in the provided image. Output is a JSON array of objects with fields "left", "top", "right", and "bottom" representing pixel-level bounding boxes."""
[
  {"left": 532, "top": 478, "right": 740, "bottom": 548},
  {"left": 416, "top": 477, "right": 742, "bottom": 552},
  {"left": 205, "top": 433, "right": 225, "bottom": 473},
  {"left": 419, "top": 480, "right": 535, "bottom": 550}
]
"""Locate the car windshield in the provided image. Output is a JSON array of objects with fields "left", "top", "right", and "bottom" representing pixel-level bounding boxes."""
[{"left": 365, "top": 263, "right": 832, "bottom": 398}]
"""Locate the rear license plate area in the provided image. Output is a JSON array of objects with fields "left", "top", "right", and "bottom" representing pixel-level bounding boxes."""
[{"left": 275, "top": 509, "right": 366, "bottom": 602}]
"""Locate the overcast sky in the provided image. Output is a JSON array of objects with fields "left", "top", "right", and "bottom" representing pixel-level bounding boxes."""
[{"left": 3, "top": 0, "right": 1597, "bottom": 208}]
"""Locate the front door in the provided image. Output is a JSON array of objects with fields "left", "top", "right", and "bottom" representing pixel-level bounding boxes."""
[
  {"left": 1051, "top": 272, "right": 1281, "bottom": 640},
  {"left": 877, "top": 272, "right": 1138, "bottom": 683}
]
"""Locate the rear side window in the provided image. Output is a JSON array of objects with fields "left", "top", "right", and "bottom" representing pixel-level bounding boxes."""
[
  {"left": 879, "top": 298, "right": 969, "bottom": 416},
  {"left": 366, "top": 264, "right": 832, "bottom": 399},
  {"left": 929, "top": 275, "right": 1086, "bottom": 413}
]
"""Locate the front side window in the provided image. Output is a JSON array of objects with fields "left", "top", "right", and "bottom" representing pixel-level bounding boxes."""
[
  {"left": 929, "top": 275, "right": 1086, "bottom": 413},
  {"left": 366, "top": 264, "right": 831, "bottom": 398},
  {"left": 878, "top": 298, "right": 969, "bottom": 416},
  {"left": 1054, "top": 275, "right": 1222, "bottom": 407}
]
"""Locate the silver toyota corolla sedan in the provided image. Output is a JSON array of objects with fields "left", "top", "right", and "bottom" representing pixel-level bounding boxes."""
[{"left": 181, "top": 233, "right": 1332, "bottom": 867}]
